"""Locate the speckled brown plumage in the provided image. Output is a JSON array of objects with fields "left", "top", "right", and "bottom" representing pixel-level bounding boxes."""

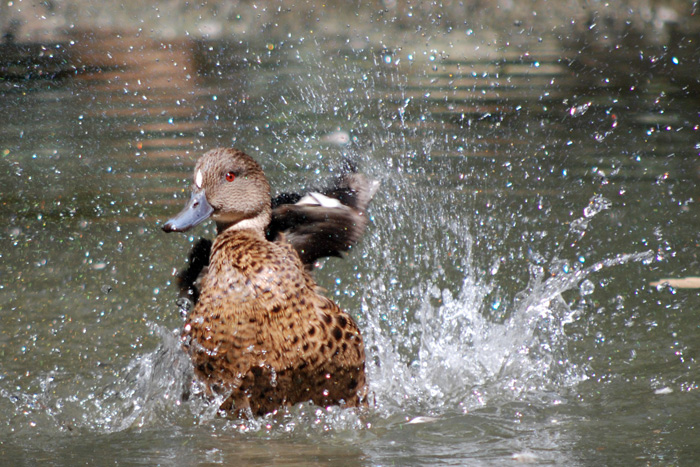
[
  {"left": 185, "top": 229, "right": 366, "bottom": 415},
  {"left": 162, "top": 148, "right": 373, "bottom": 416}
]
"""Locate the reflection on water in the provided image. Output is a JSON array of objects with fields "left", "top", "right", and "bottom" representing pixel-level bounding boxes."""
[{"left": 1, "top": 20, "right": 699, "bottom": 465}]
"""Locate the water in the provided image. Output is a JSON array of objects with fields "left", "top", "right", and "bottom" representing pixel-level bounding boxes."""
[{"left": 1, "top": 11, "right": 699, "bottom": 465}]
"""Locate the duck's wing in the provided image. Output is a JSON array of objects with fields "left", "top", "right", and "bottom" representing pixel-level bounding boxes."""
[
  {"left": 267, "top": 172, "right": 380, "bottom": 266},
  {"left": 175, "top": 237, "right": 211, "bottom": 305}
]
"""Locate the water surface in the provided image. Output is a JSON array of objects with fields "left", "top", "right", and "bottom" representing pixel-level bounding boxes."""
[{"left": 1, "top": 18, "right": 699, "bottom": 466}]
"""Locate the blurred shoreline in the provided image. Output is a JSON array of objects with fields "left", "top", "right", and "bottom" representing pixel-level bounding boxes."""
[
  {"left": 0, "top": 0, "right": 696, "bottom": 45},
  {"left": 2, "top": 1, "right": 698, "bottom": 93}
]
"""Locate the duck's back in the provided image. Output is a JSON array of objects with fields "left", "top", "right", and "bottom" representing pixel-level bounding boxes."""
[{"left": 184, "top": 229, "right": 366, "bottom": 415}]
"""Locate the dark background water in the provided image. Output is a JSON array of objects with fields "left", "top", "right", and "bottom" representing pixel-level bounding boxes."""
[{"left": 1, "top": 2, "right": 699, "bottom": 465}]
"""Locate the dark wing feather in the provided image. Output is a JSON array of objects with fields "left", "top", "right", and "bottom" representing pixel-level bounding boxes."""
[
  {"left": 267, "top": 203, "right": 363, "bottom": 264},
  {"left": 176, "top": 237, "right": 212, "bottom": 304},
  {"left": 267, "top": 173, "right": 379, "bottom": 266}
]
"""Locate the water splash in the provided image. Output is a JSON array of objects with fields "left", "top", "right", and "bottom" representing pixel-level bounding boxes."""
[
  {"left": 365, "top": 194, "right": 655, "bottom": 414},
  {"left": 91, "top": 324, "right": 199, "bottom": 432},
  {"left": 0, "top": 187, "right": 657, "bottom": 437}
]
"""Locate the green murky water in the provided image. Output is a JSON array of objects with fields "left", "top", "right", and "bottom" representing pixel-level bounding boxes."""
[{"left": 1, "top": 18, "right": 699, "bottom": 466}]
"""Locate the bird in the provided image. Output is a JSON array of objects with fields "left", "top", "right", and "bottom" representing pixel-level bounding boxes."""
[{"left": 161, "top": 148, "right": 378, "bottom": 417}]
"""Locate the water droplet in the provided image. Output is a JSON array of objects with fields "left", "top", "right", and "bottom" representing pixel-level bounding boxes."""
[
  {"left": 529, "top": 264, "right": 544, "bottom": 278},
  {"left": 579, "top": 279, "right": 595, "bottom": 296},
  {"left": 583, "top": 194, "right": 611, "bottom": 218},
  {"left": 568, "top": 102, "right": 591, "bottom": 117},
  {"left": 270, "top": 368, "right": 278, "bottom": 387},
  {"left": 176, "top": 298, "right": 192, "bottom": 318},
  {"left": 383, "top": 54, "right": 392, "bottom": 64}
]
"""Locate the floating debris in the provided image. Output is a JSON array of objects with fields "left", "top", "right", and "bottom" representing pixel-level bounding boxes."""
[{"left": 650, "top": 277, "right": 700, "bottom": 288}]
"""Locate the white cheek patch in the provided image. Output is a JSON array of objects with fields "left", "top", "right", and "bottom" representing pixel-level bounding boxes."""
[
  {"left": 296, "top": 193, "right": 343, "bottom": 208},
  {"left": 195, "top": 169, "right": 203, "bottom": 189}
]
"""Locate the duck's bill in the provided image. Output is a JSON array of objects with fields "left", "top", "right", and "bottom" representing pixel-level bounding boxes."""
[{"left": 162, "top": 190, "right": 214, "bottom": 233}]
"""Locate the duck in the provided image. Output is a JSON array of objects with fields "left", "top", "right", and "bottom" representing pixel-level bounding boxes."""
[
  {"left": 161, "top": 148, "right": 378, "bottom": 416},
  {"left": 168, "top": 154, "right": 379, "bottom": 306}
]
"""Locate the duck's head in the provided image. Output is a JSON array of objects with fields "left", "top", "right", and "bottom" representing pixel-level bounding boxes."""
[{"left": 162, "top": 148, "right": 271, "bottom": 234}]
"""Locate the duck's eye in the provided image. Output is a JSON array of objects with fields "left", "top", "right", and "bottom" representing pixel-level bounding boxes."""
[{"left": 225, "top": 172, "right": 236, "bottom": 182}]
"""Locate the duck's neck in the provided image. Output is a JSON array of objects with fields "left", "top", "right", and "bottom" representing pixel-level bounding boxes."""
[{"left": 216, "top": 210, "right": 270, "bottom": 236}]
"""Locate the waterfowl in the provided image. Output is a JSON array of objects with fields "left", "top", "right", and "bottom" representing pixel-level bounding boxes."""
[
  {"left": 162, "top": 148, "right": 378, "bottom": 416},
  {"left": 170, "top": 156, "right": 378, "bottom": 305}
]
